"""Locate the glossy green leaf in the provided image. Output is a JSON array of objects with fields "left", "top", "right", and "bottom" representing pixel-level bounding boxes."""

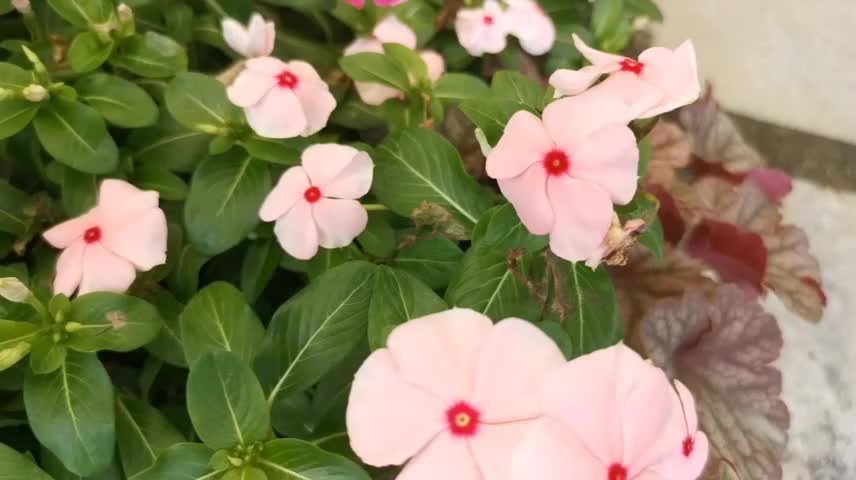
[
  {"left": 116, "top": 393, "right": 185, "bottom": 476},
  {"left": 257, "top": 439, "right": 370, "bottom": 480},
  {"left": 184, "top": 149, "right": 271, "bottom": 255},
  {"left": 29, "top": 338, "right": 66, "bottom": 374},
  {"left": 0, "top": 99, "right": 39, "bottom": 140},
  {"left": 592, "top": 0, "right": 625, "bottom": 40},
  {"left": 238, "top": 135, "right": 307, "bottom": 166},
  {"left": 42, "top": 447, "right": 124, "bottom": 479},
  {"left": 491, "top": 70, "right": 546, "bottom": 111},
  {"left": 110, "top": 32, "right": 188, "bottom": 79},
  {"left": 24, "top": 352, "right": 115, "bottom": 476},
  {"left": 241, "top": 238, "right": 283, "bottom": 304},
  {"left": 368, "top": 266, "right": 446, "bottom": 350},
  {"left": 142, "top": 286, "right": 187, "bottom": 367},
  {"left": 257, "top": 261, "right": 376, "bottom": 406},
  {"left": 556, "top": 263, "right": 622, "bottom": 356},
  {"left": 339, "top": 52, "right": 410, "bottom": 91},
  {"left": 33, "top": 98, "right": 118, "bottom": 174},
  {"left": 625, "top": 0, "right": 663, "bottom": 22},
  {"left": 47, "top": 0, "right": 113, "bottom": 27},
  {"left": 66, "top": 292, "right": 162, "bottom": 352},
  {"left": 223, "top": 466, "right": 267, "bottom": 480},
  {"left": 60, "top": 165, "right": 97, "bottom": 217},
  {"left": 68, "top": 32, "right": 114, "bottom": 73},
  {"left": 383, "top": 42, "right": 427, "bottom": 89},
  {"left": 639, "top": 217, "right": 665, "bottom": 260},
  {"left": 0, "top": 63, "right": 33, "bottom": 89},
  {"left": 0, "top": 320, "right": 38, "bottom": 370},
  {"left": 129, "top": 443, "right": 214, "bottom": 480},
  {"left": 0, "top": 442, "right": 53, "bottom": 479},
  {"left": 458, "top": 97, "right": 521, "bottom": 146},
  {"left": 0, "top": 179, "right": 32, "bottom": 235},
  {"left": 134, "top": 164, "right": 188, "bottom": 201},
  {"left": 391, "top": 235, "right": 463, "bottom": 290},
  {"left": 187, "top": 350, "right": 270, "bottom": 449},
  {"left": 355, "top": 214, "right": 396, "bottom": 258},
  {"left": 165, "top": 72, "right": 240, "bottom": 131},
  {"left": 130, "top": 113, "right": 210, "bottom": 173},
  {"left": 76, "top": 73, "right": 158, "bottom": 128},
  {"left": 180, "top": 282, "right": 265, "bottom": 366},
  {"left": 432, "top": 73, "right": 489, "bottom": 102}
]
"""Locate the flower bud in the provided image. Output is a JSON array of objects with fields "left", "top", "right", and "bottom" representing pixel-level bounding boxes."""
[
  {"left": 21, "top": 46, "right": 46, "bottom": 74},
  {"left": 12, "top": 0, "right": 31, "bottom": 14},
  {"left": 0, "top": 342, "right": 31, "bottom": 371},
  {"left": 64, "top": 322, "right": 84, "bottom": 333},
  {"left": 117, "top": 3, "right": 133, "bottom": 23},
  {"left": 0, "top": 277, "right": 31, "bottom": 303},
  {"left": 22, "top": 84, "right": 48, "bottom": 103}
]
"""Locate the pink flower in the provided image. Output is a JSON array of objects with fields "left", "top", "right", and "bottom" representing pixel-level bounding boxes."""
[
  {"left": 347, "top": 308, "right": 565, "bottom": 480},
  {"left": 505, "top": 0, "right": 556, "bottom": 56},
  {"left": 485, "top": 93, "right": 638, "bottom": 262},
  {"left": 12, "top": 0, "right": 31, "bottom": 14},
  {"left": 660, "top": 381, "right": 710, "bottom": 478},
  {"left": 550, "top": 34, "right": 700, "bottom": 118},
  {"left": 221, "top": 13, "right": 275, "bottom": 58},
  {"left": 344, "top": 16, "right": 446, "bottom": 106},
  {"left": 259, "top": 144, "right": 373, "bottom": 260},
  {"left": 511, "top": 344, "right": 709, "bottom": 480},
  {"left": 227, "top": 57, "right": 336, "bottom": 139},
  {"left": 43, "top": 180, "right": 167, "bottom": 297},
  {"left": 455, "top": 0, "right": 510, "bottom": 56},
  {"left": 345, "top": 0, "right": 405, "bottom": 8}
]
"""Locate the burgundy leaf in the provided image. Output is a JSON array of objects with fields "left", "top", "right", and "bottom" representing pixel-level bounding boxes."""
[{"left": 686, "top": 220, "right": 767, "bottom": 294}]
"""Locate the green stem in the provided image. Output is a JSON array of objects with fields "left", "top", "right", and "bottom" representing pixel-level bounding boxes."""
[{"left": 362, "top": 204, "right": 390, "bottom": 212}]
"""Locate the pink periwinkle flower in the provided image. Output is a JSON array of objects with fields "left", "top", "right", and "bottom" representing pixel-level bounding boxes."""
[
  {"left": 346, "top": 308, "right": 565, "bottom": 480},
  {"left": 344, "top": 16, "right": 446, "bottom": 106},
  {"left": 227, "top": 57, "right": 336, "bottom": 139},
  {"left": 505, "top": 0, "right": 556, "bottom": 56},
  {"left": 485, "top": 93, "right": 639, "bottom": 263},
  {"left": 259, "top": 144, "right": 373, "bottom": 260},
  {"left": 511, "top": 344, "right": 709, "bottom": 480},
  {"left": 221, "top": 13, "right": 275, "bottom": 58},
  {"left": 12, "top": 0, "right": 31, "bottom": 14},
  {"left": 345, "top": 0, "right": 405, "bottom": 8},
  {"left": 550, "top": 34, "right": 700, "bottom": 118},
  {"left": 43, "top": 180, "right": 167, "bottom": 297},
  {"left": 455, "top": 0, "right": 510, "bottom": 56}
]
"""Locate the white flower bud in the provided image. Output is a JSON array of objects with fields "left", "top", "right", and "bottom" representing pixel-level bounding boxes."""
[
  {"left": 117, "top": 3, "right": 133, "bottom": 23},
  {"left": 0, "top": 342, "right": 31, "bottom": 371},
  {"left": 22, "top": 84, "right": 48, "bottom": 103},
  {"left": 0, "top": 277, "right": 31, "bottom": 303}
]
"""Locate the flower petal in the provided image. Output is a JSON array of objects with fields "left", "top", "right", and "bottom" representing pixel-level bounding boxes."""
[
  {"left": 455, "top": 1, "right": 510, "bottom": 56},
  {"left": 43, "top": 213, "right": 96, "bottom": 249},
  {"left": 549, "top": 65, "right": 615, "bottom": 97},
  {"left": 245, "top": 14, "right": 271, "bottom": 57},
  {"left": 227, "top": 69, "right": 277, "bottom": 108},
  {"left": 659, "top": 381, "right": 709, "bottom": 479},
  {"left": 511, "top": 418, "right": 606, "bottom": 480},
  {"left": 259, "top": 167, "right": 311, "bottom": 222},
  {"left": 485, "top": 110, "right": 553, "bottom": 180},
  {"left": 344, "top": 37, "right": 383, "bottom": 56},
  {"left": 572, "top": 33, "right": 625, "bottom": 66},
  {"left": 244, "top": 56, "right": 288, "bottom": 75},
  {"left": 221, "top": 18, "right": 250, "bottom": 56},
  {"left": 570, "top": 124, "right": 639, "bottom": 204},
  {"left": 397, "top": 432, "right": 481, "bottom": 480},
  {"left": 245, "top": 88, "right": 308, "bottom": 139},
  {"left": 292, "top": 82, "right": 336, "bottom": 136},
  {"left": 78, "top": 243, "right": 137, "bottom": 295},
  {"left": 468, "top": 421, "right": 533, "bottom": 480},
  {"left": 354, "top": 81, "right": 403, "bottom": 106},
  {"left": 373, "top": 15, "right": 417, "bottom": 48},
  {"left": 273, "top": 201, "right": 318, "bottom": 260},
  {"left": 546, "top": 176, "right": 613, "bottom": 262},
  {"left": 53, "top": 240, "right": 85, "bottom": 296},
  {"left": 97, "top": 179, "right": 159, "bottom": 225},
  {"left": 419, "top": 50, "right": 446, "bottom": 82},
  {"left": 100, "top": 208, "right": 167, "bottom": 271},
  {"left": 471, "top": 319, "right": 565, "bottom": 422},
  {"left": 346, "top": 349, "right": 446, "bottom": 467},
  {"left": 507, "top": 0, "right": 555, "bottom": 56},
  {"left": 385, "top": 308, "right": 492, "bottom": 403},
  {"left": 312, "top": 198, "right": 368, "bottom": 249},
  {"left": 637, "top": 41, "right": 700, "bottom": 117},
  {"left": 543, "top": 93, "right": 634, "bottom": 155},
  {"left": 302, "top": 144, "right": 374, "bottom": 198},
  {"left": 586, "top": 72, "right": 665, "bottom": 119},
  {"left": 497, "top": 164, "right": 553, "bottom": 235}
]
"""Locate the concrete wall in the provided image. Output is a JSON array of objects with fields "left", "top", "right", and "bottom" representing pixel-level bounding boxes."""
[{"left": 650, "top": 0, "right": 856, "bottom": 145}]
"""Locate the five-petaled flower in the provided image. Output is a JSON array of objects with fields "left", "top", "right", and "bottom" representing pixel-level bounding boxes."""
[
  {"left": 259, "top": 144, "right": 374, "bottom": 260},
  {"left": 344, "top": 15, "right": 446, "bottom": 106},
  {"left": 43, "top": 180, "right": 167, "bottom": 297},
  {"left": 504, "top": 0, "right": 556, "bottom": 55},
  {"left": 550, "top": 34, "right": 700, "bottom": 118},
  {"left": 221, "top": 13, "right": 275, "bottom": 59},
  {"left": 454, "top": 0, "right": 511, "bottom": 56},
  {"left": 227, "top": 57, "right": 336, "bottom": 139},
  {"left": 511, "top": 344, "right": 709, "bottom": 480},
  {"left": 485, "top": 93, "right": 639, "bottom": 262},
  {"left": 347, "top": 308, "right": 565, "bottom": 480}
]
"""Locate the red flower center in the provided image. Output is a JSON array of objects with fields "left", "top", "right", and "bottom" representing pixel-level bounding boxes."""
[
  {"left": 277, "top": 70, "right": 299, "bottom": 89},
  {"left": 607, "top": 463, "right": 628, "bottom": 480},
  {"left": 619, "top": 58, "right": 645, "bottom": 75},
  {"left": 304, "top": 186, "right": 322, "bottom": 203},
  {"left": 446, "top": 402, "right": 480, "bottom": 437},
  {"left": 83, "top": 226, "right": 101, "bottom": 244},
  {"left": 543, "top": 149, "right": 570, "bottom": 176},
  {"left": 682, "top": 435, "right": 695, "bottom": 457},
  {"left": 483, "top": 15, "right": 494, "bottom": 25}
]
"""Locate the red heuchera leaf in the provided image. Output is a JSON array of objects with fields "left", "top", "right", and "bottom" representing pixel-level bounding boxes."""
[
  {"left": 644, "top": 121, "right": 691, "bottom": 187},
  {"left": 694, "top": 177, "right": 781, "bottom": 235},
  {"left": 642, "top": 286, "right": 790, "bottom": 480},
  {"left": 686, "top": 219, "right": 767, "bottom": 294},
  {"left": 763, "top": 226, "right": 826, "bottom": 322},
  {"left": 649, "top": 185, "right": 686, "bottom": 244}
]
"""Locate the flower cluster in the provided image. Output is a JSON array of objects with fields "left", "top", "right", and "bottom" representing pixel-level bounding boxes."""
[
  {"left": 455, "top": 0, "right": 556, "bottom": 56},
  {"left": 346, "top": 308, "right": 709, "bottom": 480}
]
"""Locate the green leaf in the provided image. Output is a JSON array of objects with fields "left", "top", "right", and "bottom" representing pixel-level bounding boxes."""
[
  {"left": 458, "top": 98, "right": 522, "bottom": 146},
  {"left": 24, "top": 351, "right": 115, "bottom": 476},
  {"left": 68, "top": 32, "right": 114, "bottom": 73},
  {"left": 29, "top": 338, "right": 67, "bottom": 374},
  {"left": 339, "top": 52, "right": 410, "bottom": 91},
  {"left": 356, "top": 214, "right": 395, "bottom": 258},
  {"left": 142, "top": 286, "right": 187, "bottom": 367},
  {"left": 491, "top": 71, "right": 546, "bottom": 111},
  {"left": 0, "top": 63, "right": 33, "bottom": 89},
  {"left": 65, "top": 292, "right": 162, "bottom": 352},
  {"left": 0, "top": 99, "right": 39, "bottom": 140},
  {"left": 42, "top": 447, "right": 124, "bottom": 479},
  {"left": 257, "top": 261, "right": 376, "bottom": 406},
  {"left": 187, "top": 350, "right": 270, "bottom": 449},
  {"left": 637, "top": 138, "right": 651, "bottom": 176},
  {"left": 61, "top": 165, "right": 97, "bottom": 217},
  {"left": 129, "top": 443, "right": 214, "bottom": 480},
  {"left": 257, "top": 439, "right": 370, "bottom": 480},
  {"left": 0, "top": 320, "right": 38, "bottom": 370},
  {"left": 241, "top": 238, "right": 283, "bottom": 304},
  {"left": 184, "top": 149, "right": 272, "bottom": 255},
  {"left": 134, "top": 164, "right": 189, "bottom": 201},
  {"left": 165, "top": 72, "right": 240, "bottom": 130},
  {"left": 592, "top": 0, "right": 625, "bottom": 40},
  {"left": 238, "top": 135, "right": 308, "bottom": 166},
  {"left": 432, "top": 73, "right": 489, "bottom": 102},
  {"left": 47, "top": 0, "right": 114, "bottom": 27},
  {"left": 639, "top": 217, "right": 665, "bottom": 260},
  {"left": 180, "top": 282, "right": 266, "bottom": 366},
  {"left": 471, "top": 203, "right": 549, "bottom": 252},
  {"left": 130, "top": 113, "right": 211, "bottom": 173},
  {"left": 110, "top": 32, "right": 188, "bottom": 79},
  {"left": 0, "top": 179, "right": 32, "bottom": 235},
  {"left": 115, "top": 393, "right": 185, "bottom": 477},
  {"left": 223, "top": 466, "right": 267, "bottom": 480},
  {"left": 368, "top": 266, "right": 446, "bottom": 350},
  {"left": 625, "top": 0, "right": 663, "bottom": 22},
  {"left": 33, "top": 98, "right": 118, "bottom": 174},
  {"left": 559, "top": 263, "right": 622, "bottom": 356},
  {"left": 167, "top": 244, "right": 211, "bottom": 301},
  {"left": 0, "top": 443, "right": 52, "bottom": 479},
  {"left": 75, "top": 73, "right": 158, "bottom": 128},
  {"left": 392, "top": 235, "right": 463, "bottom": 290},
  {"left": 373, "top": 128, "right": 491, "bottom": 231},
  {"left": 383, "top": 42, "right": 427, "bottom": 89}
]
